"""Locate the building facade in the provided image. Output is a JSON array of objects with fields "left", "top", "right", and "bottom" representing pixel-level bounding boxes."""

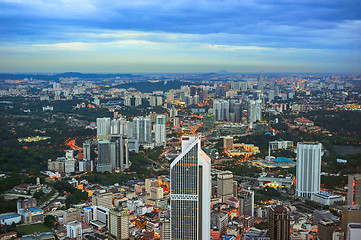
[
  {"left": 268, "top": 205, "right": 290, "bottom": 240},
  {"left": 170, "top": 135, "right": 211, "bottom": 240},
  {"left": 295, "top": 142, "right": 323, "bottom": 198}
]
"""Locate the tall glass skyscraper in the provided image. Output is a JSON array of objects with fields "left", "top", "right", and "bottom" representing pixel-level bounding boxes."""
[{"left": 170, "top": 135, "right": 211, "bottom": 240}]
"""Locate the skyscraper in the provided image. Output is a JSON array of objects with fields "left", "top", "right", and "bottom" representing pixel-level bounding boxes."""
[
  {"left": 213, "top": 100, "right": 229, "bottom": 122},
  {"left": 155, "top": 115, "right": 166, "bottom": 147},
  {"left": 348, "top": 174, "right": 361, "bottom": 206},
  {"left": 109, "top": 135, "right": 129, "bottom": 171},
  {"left": 239, "top": 189, "right": 254, "bottom": 217},
  {"left": 131, "top": 117, "right": 152, "bottom": 146},
  {"left": 170, "top": 135, "right": 211, "bottom": 240},
  {"left": 97, "top": 117, "right": 111, "bottom": 140},
  {"left": 248, "top": 99, "right": 262, "bottom": 124},
  {"left": 217, "top": 170, "right": 234, "bottom": 202},
  {"left": 83, "top": 142, "right": 91, "bottom": 160},
  {"left": 109, "top": 207, "right": 129, "bottom": 240},
  {"left": 257, "top": 71, "right": 265, "bottom": 92},
  {"left": 295, "top": 142, "right": 323, "bottom": 198},
  {"left": 97, "top": 140, "right": 112, "bottom": 173},
  {"left": 268, "top": 205, "right": 290, "bottom": 240}
]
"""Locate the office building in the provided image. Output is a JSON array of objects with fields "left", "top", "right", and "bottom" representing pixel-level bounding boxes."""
[
  {"left": 109, "top": 207, "right": 129, "bottom": 240},
  {"left": 64, "top": 208, "right": 81, "bottom": 223},
  {"left": 318, "top": 219, "right": 335, "bottom": 240},
  {"left": 217, "top": 170, "right": 234, "bottom": 202},
  {"left": 131, "top": 117, "right": 152, "bottom": 146},
  {"left": 64, "top": 158, "right": 75, "bottom": 174},
  {"left": 258, "top": 71, "right": 265, "bottom": 91},
  {"left": 150, "top": 187, "right": 164, "bottom": 200},
  {"left": 79, "top": 160, "right": 93, "bottom": 172},
  {"left": 109, "top": 135, "right": 129, "bottom": 171},
  {"left": 155, "top": 115, "right": 166, "bottom": 147},
  {"left": 249, "top": 99, "right": 262, "bottom": 124},
  {"left": 67, "top": 221, "right": 82, "bottom": 240},
  {"left": 160, "top": 218, "right": 171, "bottom": 240},
  {"left": 268, "top": 205, "right": 290, "bottom": 240},
  {"left": 239, "top": 189, "right": 254, "bottom": 217},
  {"left": 97, "top": 117, "right": 111, "bottom": 140},
  {"left": 213, "top": 100, "right": 230, "bottom": 122},
  {"left": 223, "top": 136, "right": 233, "bottom": 150},
  {"left": 83, "top": 142, "right": 91, "bottom": 160},
  {"left": 342, "top": 205, "right": 361, "bottom": 238},
  {"left": 348, "top": 174, "right": 361, "bottom": 206},
  {"left": 295, "top": 142, "right": 323, "bottom": 198},
  {"left": 313, "top": 209, "right": 332, "bottom": 225},
  {"left": 170, "top": 135, "right": 211, "bottom": 240},
  {"left": 92, "top": 192, "right": 113, "bottom": 209},
  {"left": 97, "top": 140, "right": 112, "bottom": 173},
  {"left": 347, "top": 223, "right": 361, "bottom": 240}
]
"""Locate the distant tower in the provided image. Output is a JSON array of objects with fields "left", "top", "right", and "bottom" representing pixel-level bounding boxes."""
[
  {"left": 268, "top": 205, "right": 290, "bottom": 240},
  {"left": 258, "top": 71, "right": 265, "bottom": 92},
  {"left": 155, "top": 115, "right": 166, "bottom": 147},
  {"left": 295, "top": 142, "right": 323, "bottom": 198},
  {"left": 170, "top": 135, "right": 211, "bottom": 240}
]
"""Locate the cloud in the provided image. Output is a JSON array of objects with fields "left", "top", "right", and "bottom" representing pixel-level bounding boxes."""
[{"left": 0, "top": 0, "right": 360, "bottom": 72}]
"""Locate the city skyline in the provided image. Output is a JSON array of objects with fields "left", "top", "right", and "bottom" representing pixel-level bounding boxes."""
[{"left": 0, "top": 0, "right": 360, "bottom": 73}]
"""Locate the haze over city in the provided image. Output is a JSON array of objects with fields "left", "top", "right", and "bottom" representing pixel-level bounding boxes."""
[{"left": 0, "top": 0, "right": 360, "bottom": 73}]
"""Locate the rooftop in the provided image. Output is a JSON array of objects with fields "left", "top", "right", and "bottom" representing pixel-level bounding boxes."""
[{"left": 0, "top": 213, "right": 20, "bottom": 220}]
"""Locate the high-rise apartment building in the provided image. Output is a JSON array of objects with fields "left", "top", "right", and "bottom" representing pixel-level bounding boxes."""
[
  {"left": 213, "top": 100, "right": 230, "bottom": 122},
  {"left": 97, "top": 117, "right": 111, "bottom": 140},
  {"left": 131, "top": 117, "right": 152, "bottom": 146},
  {"left": 295, "top": 142, "right": 323, "bottom": 198},
  {"left": 155, "top": 115, "right": 166, "bottom": 147},
  {"left": 348, "top": 174, "right": 361, "bottom": 206},
  {"left": 170, "top": 135, "right": 211, "bottom": 240},
  {"left": 110, "top": 118, "right": 127, "bottom": 135},
  {"left": 268, "top": 205, "right": 290, "bottom": 240},
  {"left": 109, "top": 207, "right": 129, "bottom": 240},
  {"left": 217, "top": 170, "right": 234, "bottom": 202},
  {"left": 248, "top": 99, "right": 262, "bottom": 124}
]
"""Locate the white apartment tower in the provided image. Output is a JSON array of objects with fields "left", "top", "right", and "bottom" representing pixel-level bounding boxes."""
[
  {"left": 249, "top": 99, "right": 262, "bottom": 124},
  {"left": 131, "top": 117, "right": 152, "bottom": 145},
  {"left": 295, "top": 142, "right": 323, "bottom": 198},
  {"left": 97, "top": 117, "right": 111, "bottom": 140},
  {"left": 155, "top": 115, "right": 166, "bottom": 147},
  {"left": 213, "top": 100, "right": 230, "bottom": 122},
  {"left": 170, "top": 135, "right": 211, "bottom": 240}
]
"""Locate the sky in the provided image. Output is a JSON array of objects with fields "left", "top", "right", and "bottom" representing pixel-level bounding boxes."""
[{"left": 0, "top": 0, "right": 360, "bottom": 73}]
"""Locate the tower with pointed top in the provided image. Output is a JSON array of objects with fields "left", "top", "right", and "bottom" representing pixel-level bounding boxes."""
[{"left": 170, "top": 135, "right": 211, "bottom": 240}]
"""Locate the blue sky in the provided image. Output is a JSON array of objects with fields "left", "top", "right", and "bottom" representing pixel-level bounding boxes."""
[{"left": 0, "top": 0, "right": 360, "bottom": 73}]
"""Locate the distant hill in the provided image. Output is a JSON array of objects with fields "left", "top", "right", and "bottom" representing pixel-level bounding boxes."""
[
  {"left": 113, "top": 80, "right": 200, "bottom": 93},
  {"left": 0, "top": 72, "right": 137, "bottom": 81}
]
